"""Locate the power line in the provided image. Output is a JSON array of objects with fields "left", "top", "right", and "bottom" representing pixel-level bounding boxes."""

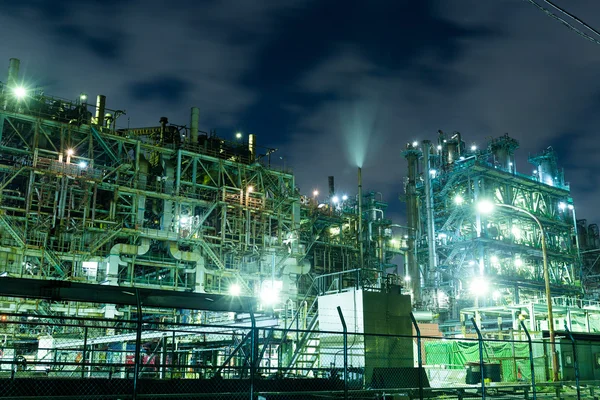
[{"left": 524, "top": 0, "right": 600, "bottom": 46}]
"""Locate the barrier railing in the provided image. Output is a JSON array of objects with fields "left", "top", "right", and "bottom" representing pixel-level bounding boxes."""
[{"left": 0, "top": 311, "right": 596, "bottom": 399}]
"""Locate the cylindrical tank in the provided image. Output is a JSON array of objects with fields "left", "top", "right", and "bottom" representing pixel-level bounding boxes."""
[
  {"left": 190, "top": 107, "right": 199, "bottom": 143},
  {"left": 7, "top": 58, "right": 20, "bottom": 88},
  {"left": 95, "top": 95, "right": 106, "bottom": 127}
]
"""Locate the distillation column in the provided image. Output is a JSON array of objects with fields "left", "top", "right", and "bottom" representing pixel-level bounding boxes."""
[{"left": 403, "top": 145, "right": 421, "bottom": 302}]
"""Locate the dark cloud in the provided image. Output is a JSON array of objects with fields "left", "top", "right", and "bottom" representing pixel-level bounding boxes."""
[
  {"left": 1, "top": 0, "right": 600, "bottom": 225},
  {"left": 130, "top": 76, "right": 191, "bottom": 102}
]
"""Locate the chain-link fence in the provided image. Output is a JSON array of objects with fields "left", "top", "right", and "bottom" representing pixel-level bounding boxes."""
[{"left": 0, "top": 311, "right": 599, "bottom": 399}]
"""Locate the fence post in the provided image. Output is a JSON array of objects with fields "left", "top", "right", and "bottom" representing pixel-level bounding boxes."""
[
  {"left": 564, "top": 322, "right": 581, "bottom": 400},
  {"left": 336, "top": 306, "right": 348, "bottom": 400},
  {"left": 410, "top": 312, "right": 424, "bottom": 400},
  {"left": 81, "top": 326, "right": 88, "bottom": 379},
  {"left": 133, "top": 289, "right": 143, "bottom": 400},
  {"left": 250, "top": 310, "right": 256, "bottom": 400},
  {"left": 470, "top": 317, "right": 485, "bottom": 400},
  {"left": 520, "top": 320, "right": 537, "bottom": 400}
]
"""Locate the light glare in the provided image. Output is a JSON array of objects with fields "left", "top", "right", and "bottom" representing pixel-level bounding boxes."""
[
  {"left": 13, "top": 86, "right": 26, "bottom": 99},
  {"left": 229, "top": 283, "right": 241, "bottom": 296},
  {"left": 477, "top": 200, "right": 495, "bottom": 214},
  {"left": 470, "top": 277, "right": 489, "bottom": 297}
]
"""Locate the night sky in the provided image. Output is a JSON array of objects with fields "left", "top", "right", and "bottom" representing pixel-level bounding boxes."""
[{"left": 2, "top": 0, "right": 600, "bottom": 225}]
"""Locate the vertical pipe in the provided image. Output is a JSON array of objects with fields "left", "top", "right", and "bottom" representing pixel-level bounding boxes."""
[
  {"left": 471, "top": 317, "right": 486, "bottom": 400},
  {"left": 358, "top": 168, "right": 364, "bottom": 269},
  {"left": 422, "top": 140, "right": 437, "bottom": 286},
  {"left": 410, "top": 312, "right": 424, "bottom": 400},
  {"left": 336, "top": 306, "right": 348, "bottom": 400},
  {"left": 190, "top": 107, "right": 199, "bottom": 143},
  {"left": 7, "top": 58, "right": 20, "bottom": 88},
  {"left": 94, "top": 95, "right": 106, "bottom": 127},
  {"left": 404, "top": 149, "right": 420, "bottom": 302},
  {"left": 520, "top": 320, "right": 537, "bottom": 400}
]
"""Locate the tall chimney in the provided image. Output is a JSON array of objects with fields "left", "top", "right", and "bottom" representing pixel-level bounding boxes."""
[
  {"left": 190, "top": 107, "right": 199, "bottom": 143},
  {"left": 7, "top": 58, "right": 20, "bottom": 88},
  {"left": 95, "top": 95, "right": 106, "bottom": 127},
  {"left": 328, "top": 176, "right": 335, "bottom": 197},
  {"left": 248, "top": 134, "right": 256, "bottom": 161}
]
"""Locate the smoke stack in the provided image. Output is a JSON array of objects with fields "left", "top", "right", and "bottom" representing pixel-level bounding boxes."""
[
  {"left": 328, "top": 176, "right": 335, "bottom": 197},
  {"left": 94, "top": 95, "right": 106, "bottom": 127},
  {"left": 190, "top": 107, "right": 199, "bottom": 143},
  {"left": 7, "top": 58, "right": 20, "bottom": 88},
  {"left": 248, "top": 134, "right": 256, "bottom": 161}
]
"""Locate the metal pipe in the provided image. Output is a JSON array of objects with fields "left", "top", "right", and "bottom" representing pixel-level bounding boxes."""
[
  {"left": 404, "top": 149, "right": 420, "bottom": 301},
  {"left": 422, "top": 140, "right": 437, "bottom": 286},
  {"left": 94, "top": 95, "right": 106, "bottom": 127},
  {"left": 358, "top": 167, "right": 364, "bottom": 269},
  {"left": 564, "top": 322, "right": 581, "bottom": 400},
  {"left": 190, "top": 107, "right": 199, "bottom": 143},
  {"left": 132, "top": 289, "right": 142, "bottom": 400},
  {"left": 410, "top": 312, "right": 424, "bottom": 400},
  {"left": 248, "top": 134, "right": 256, "bottom": 162},
  {"left": 7, "top": 58, "right": 20, "bottom": 88}
]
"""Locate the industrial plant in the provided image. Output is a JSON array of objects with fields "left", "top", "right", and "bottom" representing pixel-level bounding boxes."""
[{"left": 0, "top": 57, "right": 599, "bottom": 398}]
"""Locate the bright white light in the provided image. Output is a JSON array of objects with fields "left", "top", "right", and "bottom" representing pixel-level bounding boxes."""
[
  {"left": 459, "top": 156, "right": 465, "bottom": 160},
  {"left": 412, "top": 141, "right": 419, "bottom": 147},
  {"left": 468, "top": 260, "right": 475, "bottom": 266},
  {"left": 438, "top": 233, "right": 447, "bottom": 239},
  {"left": 470, "top": 277, "right": 489, "bottom": 297},
  {"left": 229, "top": 283, "right": 241, "bottom": 296},
  {"left": 390, "top": 238, "right": 398, "bottom": 246},
  {"left": 332, "top": 196, "right": 339, "bottom": 204},
  {"left": 313, "top": 190, "right": 319, "bottom": 197},
  {"left": 437, "top": 145, "right": 442, "bottom": 150},
  {"left": 260, "top": 280, "right": 282, "bottom": 305},
  {"left": 509, "top": 162, "right": 513, "bottom": 166},
  {"left": 490, "top": 255, "right": 499, "bottom": 264},
  {"left": 247, "top": 186, "right": 254, "bottom": 193},
  {"left": 515, "top": 258, "right": 523, "bottom": 267},
  {"left": 67, "top": 149, "right": 75, "bottom": 156},
  {"left": 511, "top": 226, "right": 521, "bottom": 240},
  {"left": 437, "top": 291, "right": 448, "bottom": 305},
  {"left": 492, "top": 290, "right": 501, "bottom": 301},
  {"left": 180, "top": 216, "right": 189, "bottom": 224},
  {"left": 80, "top": 93, "right": 87, "bottom": 101},
  {"left": 533, "top": 170, "right": 538, "bottom": 174},
  {"left": 558, "top": 202, "right": 567, "bottom": 211},
  {"left": 13, "top": 86, "right": 26, "bottom": 99},
  {"left": 454, "top": 195, "right": 464, "bottom": 205},
  {"left": 477, "top": 200, "right": 495, "bottom": 214},
  {"left": 78, "top": 161, "right": 87, "bottom": 168},
  {"left": 471, "top": 145, "right": 477, "bottom": 151},
  {"left": 568, "top": 204, "right": 574, "bottom": 210},
  {"left": 404, "top": 275, "right": 411, "bottom": 282},
  {"left": 235, "top": 132, "right": 242, "bottom": 139},
  {"left": 342, "top": 195, "right": 348, "bottom": 201},
  {"left": 429, "top": 169, "right": 437, "bottom": 178}
]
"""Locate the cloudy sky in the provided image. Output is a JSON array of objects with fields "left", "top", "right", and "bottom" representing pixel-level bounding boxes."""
[{"left": 2, "top": 0, "right": 600, "bottom": 224}]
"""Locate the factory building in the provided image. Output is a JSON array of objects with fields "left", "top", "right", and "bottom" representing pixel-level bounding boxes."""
[{"left": 404, "top": 131, "right": 600, "bottom": 334}]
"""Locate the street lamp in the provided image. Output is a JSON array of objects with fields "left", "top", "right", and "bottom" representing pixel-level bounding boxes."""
[{"left": 477, "top": 199, "right": 559, "bottom": 381}]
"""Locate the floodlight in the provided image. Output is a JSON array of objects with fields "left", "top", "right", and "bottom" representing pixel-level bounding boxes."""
[
  {"left": 476, "top": 200, "right": 495, "bottom": 214},
  {"left": 80, "top": 93, "right": 88, "bottom": 102},
  {"left": 490, "top": 255, "right": 499, "bottom": 263},
  {"left": 404, "top": 275, "right": 411, "bottom": 282},
  {"left": 260, "top": 281, "right": 282, "bottom": 305},
  {"left": 78, "top": 161, "right": 87, "bottom": 168},
  {"left": 454, "top": 195, "right": 464, "bottom": 205},
  {"left": 558, "top": 202, "right": 566, "bottom": 211},
  {"left": 66, "top": 149, "right": 74, "bottom": 156},
  {"left": 342, "top": 195, "right": 348, "bottom": 201},
  {"left": 568, "top": 204, "right": 574, "bottom": 210},
  {"left": 247, "top": 186, "right": 254, "bottom": 193},
  {"left": 313, "top": 190, "right": 319, "bottom": 197},
  {"left": 470, "top": 277, "right": 489, "bottom": 297},
  {"left": 229, "top": 283, "right": 241, "bottom": 296},
  {"left": 515, "top": 258, "right": 523, "bottom": 267},
  {"left": 437, "top": 145, "right": 442, "bottom": 150},
  {"left": 412, "top": 141, "right": 419, "bottom": 147},
  {"left": 180, "top": 216, "right": 189, "bottom": 224},
  {"left": 332, "top": 196, "right": 339, "bottom": 204},
  {"left": 236, "top": 132, "right": 242, "bottom": 139},
  {"left": 13, "top": 86, "right": 26, "bottom": 99},
  {"left": 471, "top": 145, "right": 477, "bottom": 151}
]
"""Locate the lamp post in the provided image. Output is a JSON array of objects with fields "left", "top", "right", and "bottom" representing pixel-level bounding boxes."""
[{"left": 477, "top": 200, "right": 559, "bottom": 381}]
